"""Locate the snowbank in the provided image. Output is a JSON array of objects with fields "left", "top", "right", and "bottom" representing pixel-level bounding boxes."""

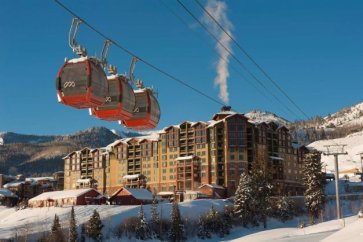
[{"left": 321, "top": 217, "right": 363, "bottom": 242}]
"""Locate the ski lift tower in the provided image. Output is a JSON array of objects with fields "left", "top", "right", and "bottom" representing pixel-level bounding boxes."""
[
  {"left": 357, "top": 152, "right": 363, "bottom": 182},
  {"left": 323, "top": 145, "right": 347, "bottom": 219}
]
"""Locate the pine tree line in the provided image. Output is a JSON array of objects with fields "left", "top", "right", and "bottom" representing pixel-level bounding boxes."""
[{"left": 35, "top": 207, "right": 104, "bottom": 242}]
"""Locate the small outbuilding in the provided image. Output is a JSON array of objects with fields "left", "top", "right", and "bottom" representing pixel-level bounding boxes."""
[
  {"left": 198, "top": 184, "right": 226, "bottom": 199},
  {"left": 110, "top": 187, "right": 153, "bottom": 205},
  {"left": 28, "top": 188, "right": 105, "bottom": 208},
  {"left": 0, "top": 189, "right": 18, "bottom": 207}
]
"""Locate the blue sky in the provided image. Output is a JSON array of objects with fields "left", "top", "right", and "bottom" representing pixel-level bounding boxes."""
[{"left": 0, "top": 0, "right": 362, "bottom": 135}]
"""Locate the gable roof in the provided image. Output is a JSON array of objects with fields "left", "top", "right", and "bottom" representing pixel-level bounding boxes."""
[
  {"left": 28, "top": 188, "right": 99, "bottom": 202},
  {"left": 0, "top": 189, "right": 18, "bottom": 198},
  {"left": 198, "top": 184, "right": 225, "bottom": 190},
  {"left": 112, "top": 188, "right": 153, "bottom": 201},
  {"left": 125, "top": 188, "right": 153, "bottom": 200}
]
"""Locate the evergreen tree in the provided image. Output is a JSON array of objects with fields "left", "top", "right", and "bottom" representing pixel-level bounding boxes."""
[
  {"left": 69, "top": 206, "right": 78, "bottom": 242},
  {"left": 206, "top": 205, "right": 222, "bottom": 235},
  {"left": 135, "top": 204, "right": 151, "bottom": 240},
  {"left": 168, "top": 201, "right": 185, "bottom": 242},
  {"left": 197, "top": 215, "right": 210, "bottom": 239},
  {"left": 220, "top": 206, "right": 232, "bottom": 236},
  {"left": 198, "top": 205, "right": 231, "bottom": 239},
  {"left": 303, "top": 150, "right": 325, "bottom": 224},
  {"left": 150, "top": 198, "right": 160, "bottom": 238},
  {"left": 251, "top": 168, "right": 273, "bottom": 228},
  {"left": 274, "top": 196, "right": 295, "bottom": 223},
  {"left": 51, "top": 214, "right": 61, "bottom": 234},
  {"left": 86, "top": 209, "right": 104, "bottom": 241},
  {"left": 50, "top": 214, "right": 64, "bottom": 241},
  {"left": 234, "top": 173, "right": 253, "bottom": 227}
]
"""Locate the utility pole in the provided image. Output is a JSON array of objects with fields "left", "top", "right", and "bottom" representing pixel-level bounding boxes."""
[{"left": 323, "top": 145, "right": 347, "bottom": 219}]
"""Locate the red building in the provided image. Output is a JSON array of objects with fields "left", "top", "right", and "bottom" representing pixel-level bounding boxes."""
[
  {"left": 28, "top": 188, "right": 105, "bottom": 207},
  {"left": 198, "top": 184, "right": 226, "bottom": 199},
  {"left": 110, "top": 188, "right": 153, "bottom": 205}
]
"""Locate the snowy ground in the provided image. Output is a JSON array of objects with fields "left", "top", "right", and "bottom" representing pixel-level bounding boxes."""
[
  {"left": 308, "top": 130, "right": 363, "bottom": 172},
  {"left": 225, "top": 217, "right": 355, "bottom": 242},
  {"left": 0, "top": 197, "right": 362, "bottom": 241},
  {"left": 0, "top": 199, "right": 228, "bottom": 240}
]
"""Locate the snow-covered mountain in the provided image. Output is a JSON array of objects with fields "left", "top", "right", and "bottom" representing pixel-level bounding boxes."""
[
  {"left": 322, "top": 102, "right": 363, "bottom": 128},
  {"left": 0, "top": 127, "right": 121, "bottom": 175},
  {"left": 308, "top": 130, "right": 363, "bottom": 172},
  {"left": 289, "top": 102, "right": 363, "bottom": 145},
  {"left": 244, "top": 110, "right": 290, "bottom": 127}
]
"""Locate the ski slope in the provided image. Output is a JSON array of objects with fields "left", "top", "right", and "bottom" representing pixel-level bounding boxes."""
[{"left": 308, "top": 130, "right": 363, "bottom": 172}]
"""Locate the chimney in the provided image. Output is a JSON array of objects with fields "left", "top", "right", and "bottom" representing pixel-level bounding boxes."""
[{"left": 221, "top": 106, "right": 231, "bottom": 112}]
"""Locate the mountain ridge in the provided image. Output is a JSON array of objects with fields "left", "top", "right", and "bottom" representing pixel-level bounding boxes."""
[{"left": 0, "top": 127, "right": 121, "bottom": 176}]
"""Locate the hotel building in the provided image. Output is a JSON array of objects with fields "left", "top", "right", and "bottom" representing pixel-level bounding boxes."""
[{"left": 63, "top": 108, "right": 310, "bottom": 197}]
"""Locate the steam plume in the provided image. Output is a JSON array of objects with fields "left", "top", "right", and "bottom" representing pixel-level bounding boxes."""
[{"left": 202, "top": 0, "right": 233, "bottom": 104}]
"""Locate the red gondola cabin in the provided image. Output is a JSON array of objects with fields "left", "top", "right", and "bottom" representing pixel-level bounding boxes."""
[
  {"left": 90, "top": 75, "right": 136, "bottom": 121},
  {"left": 56, "top": 57, "right": 108, "bottom": 109},
  {"left": 121, "top": 89, "right": 160, "bottom": 130}
]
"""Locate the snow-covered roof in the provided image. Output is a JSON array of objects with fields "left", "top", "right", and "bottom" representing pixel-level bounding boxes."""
[
  {"left": 176, "top": 155, "right": 195, "bottom": 161},
  {"left": 27, "top": 177, "right": 55, "bottom": 182},
  {"left": 198, "top": 184, "right": 225, "bottom": 190},
  {"left": 163, "top": 125, "right": 180, "bottom": 130},
  {"left": 67, "top": 56, "right": 88, "bottom": 63},
  {"left": 157, "top": 191, "right": 174, "bottom": 196},
  {"left": 134, "top": 88, "right": 146, "bottom": 94},
  {"left": 214, "top": 111, "right": 237, "bottom": 116},
  {"left": 106, "top": 74, "right": 120, "bottom": 80},
  {"left": 28, "top": 188, "right": 98, "bottom": 202},
  {"left": 269, "top": 156, "right": 284, "bottom": 161},
  {"left": 3, "top": 181, "right": 26, "bottom": 188},
  {"left": 107, "top": 139, "right": 128, "bottom": 148},
  {"left": 191, "top": 121, "right": 207, "bottom": 127},
  {"left": 76, "top": 178, "right": 92, "bottom": 183},
  {"left": 207, "top": 119, "right": 224, "bottom": 128},
  {"left": 123, "top": 174, "right": 141, "bottom": 180},
  {"left": 125, "top": 188, "right": 153, "bottom": 201},
  {"left": 137, "top": 132, "right": 160, "bottom": 141},
  {"left": 0, "top": 189, "right": 18, "bottom": 198}
]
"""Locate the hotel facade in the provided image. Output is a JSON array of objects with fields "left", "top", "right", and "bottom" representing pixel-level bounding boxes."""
[{"left": 63, "top": 108, "right": 310, "bottom": 197}]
